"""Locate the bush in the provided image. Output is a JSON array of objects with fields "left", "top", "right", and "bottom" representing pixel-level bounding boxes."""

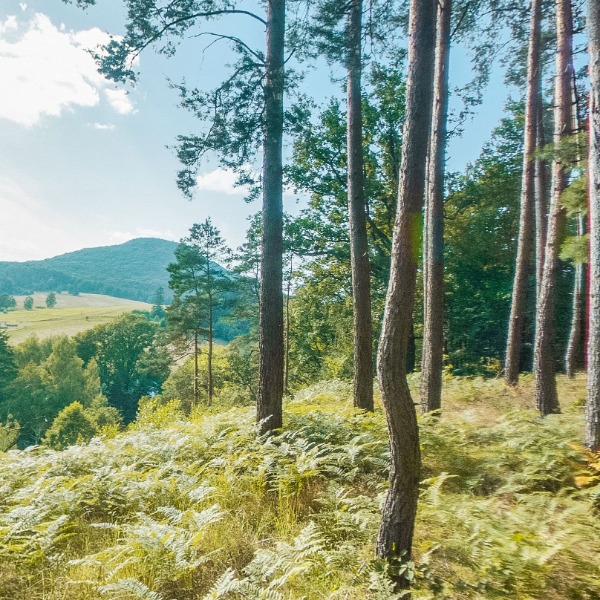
[{"left": 43, "top": 402, "right": 97, "bottom": 450}]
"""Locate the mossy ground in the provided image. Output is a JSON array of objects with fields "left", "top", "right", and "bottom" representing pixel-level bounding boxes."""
[{"left": 0, "top": 375, "right": 598, "bottom": 599}]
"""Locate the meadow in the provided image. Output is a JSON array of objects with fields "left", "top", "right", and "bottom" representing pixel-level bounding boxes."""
[
  {"left": 0, "top": 374, "right": 598, "bottom": 599},
  {"left": 1, "top": 293, "right": 152, "bottom": 345}
]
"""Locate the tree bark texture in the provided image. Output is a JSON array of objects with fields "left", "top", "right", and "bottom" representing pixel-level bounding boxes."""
[
  {"left": 421, "top": 0, "right": 451, "bottom": 413},
  {"left": 284, "top": 254, "right": 292, "bottom": 393},
  {"left": 533, "top": 0, "right": 573, "bottom": 415},
  {"left": 565, "top": 215, "right": 586, "bottom": 376},
  {"left": 208, "top": 298, "right": 214, "bottom": 405},
  {"left": 194, "top": 330, "right": 199, "bottom": 406},
  {"left": 257, "top": 0, "right": 285, "bottom": 434},
  {"left": 347, "top": 0, "right": 374, "bottom": 412},
  {"left": 535, "top": 99, "right": 549, "bottom": 301},
  {"left": 586, "top": 0, "right": 600, "bottom": 452},
  {"left": 376, "top": 0, "right": 435, "bottom": 588},
  {"left": 504, "top": 0, "right": 542, "bottom": 386}
]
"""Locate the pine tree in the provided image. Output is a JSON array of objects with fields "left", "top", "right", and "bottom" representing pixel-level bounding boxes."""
[
  {"left": 586, "top": 0, "right": 600, "bottom": 451},
  {"left": 533, "top": 0, "right": 574, "bottom": 415},
  {"left": 376, "top": 0, "right": 435, "bottom": 588},
  {"left": 504, "top": 0, "right": 543, "bottom": 386},
  {"left": 421, "top": 0, "right": 452, "bottom": 413}
]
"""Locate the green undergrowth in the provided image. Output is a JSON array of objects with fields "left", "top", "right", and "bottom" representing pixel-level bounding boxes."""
[{"left": 0, "top": 377, "right": 598, "bottom": 599}]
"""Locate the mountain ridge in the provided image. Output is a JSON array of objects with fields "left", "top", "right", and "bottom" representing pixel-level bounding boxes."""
[{"left": 0, "top": 238, "right": 179, "bottom": 303}]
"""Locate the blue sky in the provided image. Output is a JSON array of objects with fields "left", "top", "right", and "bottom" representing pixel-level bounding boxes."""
[{"left": 0, "top": 0, "right": 511, "bottom": 262}]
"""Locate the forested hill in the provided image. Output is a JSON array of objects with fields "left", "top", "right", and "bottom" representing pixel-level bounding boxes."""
[{"left": 0, "top": 238, "right": 178, "bottom": 303}]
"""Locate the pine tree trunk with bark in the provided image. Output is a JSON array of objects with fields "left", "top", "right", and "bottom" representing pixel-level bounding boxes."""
[
  {"left": 535, "top": 100, "right": 549, "bottom": 301},
  {"left": 347, "top": 0, "right": 374, "bottom": 412},
  {"left": 257, "top": 0, "right": 285, "bottom": 434},
  {"left": 586, "top": 0, "right": 600, "bottom": 452},
  {"left": 533, "top": 0, "right": 573, "bottom": 415},
  {"left": 194, "top": 330, "right": 199, "bottom": 406},
  {"left": 208, "top": 298, "right": 214, "bottom": 405},
  {"left": 421, "top": 0, "right": 451, "bottom": 413},
  {"left": 565, "top": 215, "right": 586, "bottom": 376},
  {"left": 376, "top": 0, "right": 435, "bottom": 589},
  {"left": 505, "top": 0, "right": 542, "bottom": 386}
]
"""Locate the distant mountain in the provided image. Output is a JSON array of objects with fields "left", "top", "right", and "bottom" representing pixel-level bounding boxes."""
[{"left": 0, "top": 238, "right": 179, "bottom": 303}]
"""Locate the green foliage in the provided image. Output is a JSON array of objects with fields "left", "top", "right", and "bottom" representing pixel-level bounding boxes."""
[
  {"left": 0, "top": 331, "right": 17, "bottom": 404},
  {"left": 0, "top": 336, "right": 102, "bottom": 447},
  {"left": 23, "top": 296, "right": 34, "bottom": 311},
  {"left": 0, "top": 416, "right": 20, "bottom": 452},
  {"left": 0, "top": 293, "right": 16, "bottom": 311},
  {"left": 160, "top": 349, "right": 231, "bottom": 411},
  {"left": 46, "top": 292, "right": 57, "bottom": 308},
  {"left": 0, "top": 378, "right": 597, "bottom": 599},
  {"left": 443, "top": 110, "right": 523, "bottom": 373},
  {"left": 77, "top": 314, "right": 171, "bottom": 423},
  {"left": 284, "top": 66, "right": 407, "bottom": 384},
  {"left": 43, "top": 402, "right": 97, "bottom": 450},
  {"left": 560, "top": 233, "right": 590, "bottom": 264}
]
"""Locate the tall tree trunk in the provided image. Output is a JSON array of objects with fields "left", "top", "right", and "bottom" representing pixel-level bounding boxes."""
[
  {"left": 421, "top": 0, "right": 451, "bottom": 413},
  {"left": 207, "top": 240, "right": 214, "bottom": 406},
  {"left": 565, "top": 215, "right": 586, "bottom": 376},
  {"left": 565, "top": 83, "right": 586, "bottom": 377},
  {"left": 504, "top": 0, "right": 542, "bottom": 386},
  {"left": 347, "top": 0, "right": 374, "bottom": 412},
  {"left": 376, "top": 0, "right": 435, "bottom": 589},
  {"left": 284, "top": 254, "right": 292, "bottom": 393},
  {"left": 586, "top": 0, "right": 600, "bottom": 452},
  {"left": 257, "top": 0, "right": 285, "bottom": 434},
  {"left": 194, "top": 330, "right": 199, "bottom": 406},
  {"left": 533, "top": 0, "right": 573, "bottom": 415},
  {"left": 535, "top": 99, "right": 549, "bottom": 301},
  {"left": 208, "top": 297, "right": 213, "bottom": 405}
]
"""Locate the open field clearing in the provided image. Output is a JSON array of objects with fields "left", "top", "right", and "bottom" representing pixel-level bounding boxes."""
[{"left": 0, "top": 293, "right": 151, "bottom": 344}]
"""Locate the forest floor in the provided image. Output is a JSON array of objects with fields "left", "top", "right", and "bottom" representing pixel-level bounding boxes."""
[
  {"left": 0, "top": 375, "right": 598, "bottom": 599},
  {"left": 1, "top": 293, "right": 151, "bottom": 344}
]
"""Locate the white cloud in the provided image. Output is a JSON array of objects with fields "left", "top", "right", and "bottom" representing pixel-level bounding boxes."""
[
  {"left": 0, "top": 15, "right": 17, "bottom": 33},
  {"left": 0, "top": 13, "right": 134, "bottom": 126},
  {"left": 195, "top": 168, "right": 252, "bottom": 196},
  {"left": 91, "top": 122, "right": 115, "bottom": 130},
  {"left": 104, "top": 87, "right": 134, "bottom": 114}
]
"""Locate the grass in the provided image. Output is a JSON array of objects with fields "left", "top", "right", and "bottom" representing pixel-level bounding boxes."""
[
  {"left": 1, "top": 293, "right": 152, "bottom": 344},
  {"left": 0, "top": 375, "right": 598, "bottom": 599}
]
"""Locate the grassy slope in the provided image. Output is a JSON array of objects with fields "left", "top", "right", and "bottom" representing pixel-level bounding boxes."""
[
  {"left": 1, "top": 293, "right": 151, "bottom": 345},
  {"left": 0, "top": 376, "right": 598, "bottom": 599}
]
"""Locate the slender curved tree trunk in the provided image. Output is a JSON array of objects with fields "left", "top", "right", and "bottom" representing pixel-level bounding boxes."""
[
  {"left": 586, "top": 0, "right": 600, "bottom": 452},
  {"left": 535, "top": 100, "right": 549, "bottom": 301},
  {"left": 505, "top": 0, "right": 542, "bottom": 386},
  {"left": 208, "top": 296, "right": 214, "bottom": 405},
  {"left": 376, "top": 0, "right": 435, "bottom": 589},
  {"left": 565, "top": 215, "right": 586, "bottom": 376},
  {"left": 421, "top": 0, "right": 451, "bottom": 413},
  {"left": 284, "top": 254, "right": 292, "bottom": 393},
  {"left": 347, "top": 0, "right": 374, "bottom": 412},
  {"left": 258, "top": 0, "right": 285, "bottom": 434},
  {"left": 533, "top": 0, "right": 573, "bottom": 415},
  {"left": 194, "top": 330, "right": 199, "bottom": 406}
]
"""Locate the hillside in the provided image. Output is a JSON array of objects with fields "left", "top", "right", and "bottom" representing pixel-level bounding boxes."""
[
  {"left": 0, "top": 238, "right": 178, "bottom": 303},
  {"left": 0, "top": 376, "right": 598, "bottom": 599}
]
